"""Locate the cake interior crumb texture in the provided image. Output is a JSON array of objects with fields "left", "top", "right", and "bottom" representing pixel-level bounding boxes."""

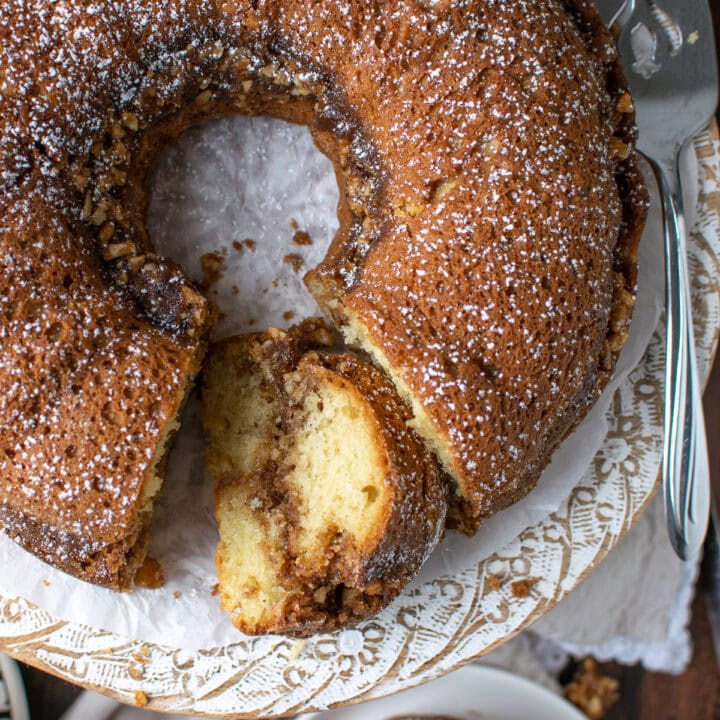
[{"left": 203, "top": 324, "right": 447, "bottom": 635}]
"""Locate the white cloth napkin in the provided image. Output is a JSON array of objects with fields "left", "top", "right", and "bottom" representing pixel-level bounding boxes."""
[{"left": 530, "top": 494, "right": 698, "bottom": 674}]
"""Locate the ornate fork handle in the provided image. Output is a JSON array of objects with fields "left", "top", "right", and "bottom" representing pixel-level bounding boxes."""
[
  {"left": 647, "top": 152, "right": 710, "bottom": 559},
  {"left": 609, "top": 0, "right": 636, "bottom": 35},
  {"left": 609, "top": 0, "right": 711, "bottom": 559}
]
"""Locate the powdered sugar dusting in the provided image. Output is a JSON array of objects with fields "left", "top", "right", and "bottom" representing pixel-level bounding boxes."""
[
  {"left": 0, "top": 0, "right": 644, "bottom": 591},
  {"left": 0, "top": 0, "right": 654, "bottom": 647}
]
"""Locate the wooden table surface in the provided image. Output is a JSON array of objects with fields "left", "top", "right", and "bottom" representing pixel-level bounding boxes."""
[{"left": 10, "top": 5, "right": 720, "bottom": 719}]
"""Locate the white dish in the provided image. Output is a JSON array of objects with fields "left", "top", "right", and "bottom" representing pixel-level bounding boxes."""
[
  {"left": 300, "top": 665, "right": 586, "bottom": 720},
  {"left": 0, "top": 655, "right": 29, "bottom": 720}
]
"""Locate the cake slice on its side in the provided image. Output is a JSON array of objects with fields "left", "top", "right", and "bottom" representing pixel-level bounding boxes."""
[{"left": 201, "top": 320, "right": 447, "bottom": 636}]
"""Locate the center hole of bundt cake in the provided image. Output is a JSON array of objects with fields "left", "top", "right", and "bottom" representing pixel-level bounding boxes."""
[{"left": 147, "top": 115, "right": 339, "bottom": 339}]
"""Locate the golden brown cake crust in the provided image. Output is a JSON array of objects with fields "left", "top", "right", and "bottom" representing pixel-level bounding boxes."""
[
  {"left": 0, "top": 0, "right": 646, "bottom": 585},
  {"left": 0, "top": 167, "right": 211, "bottom": 589},
  {"left": 305, "top": 0, "right": 648, "bottom": 529}
]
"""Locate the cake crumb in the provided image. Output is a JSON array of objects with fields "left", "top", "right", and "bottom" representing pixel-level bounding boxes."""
[
  {"left": 283, "top": 311, "right": 295, "bottom": 321},
  {"left": 292, "top": 230, "right": 313, "bottom": 246},
  {"left": 287, "top": 639, "right": 306, "bottom": 661},
  {"left": 173, "top": 591, "right": 182, "bottom": 599},
  {"left": 134, "top": 557, "right": 164, "bottom": 589},
  {"left": 248, "top": 319, "right": 256, "bottom": 326},
  {"left": 232, "top": 285, "right": 239, "bottom": 295},
  {"left": 565, "top": 659, "right": 619, "bottom": 719},
  {"left": 510, "top": 578, "right": 537, "bottom": 598},
  {"left": 134, "top": 691, "right": 148, "bottom": 708},
  {"left": 43, "top": 579, "right": 51, "bottom": 587},
  {"left": 200, "top": 250, "right": 226, "bottom": 290},
  {"left": 211, "top": 583, "right": 220, "bottom": 597},
  {"left": 243, "top": 239, "right": 256, "bottom": 251},
  {"left": 283, "top": 253, "right": 303, "bottom": 273},
  {"left": 232, "top": 240, "right": 243, "bottom": 253},
  {"left": 290, "top": 217, "right": 299, "bottom": 230},
  {"left": 129, "top": 665, "right": 144, "bottom": 681}
]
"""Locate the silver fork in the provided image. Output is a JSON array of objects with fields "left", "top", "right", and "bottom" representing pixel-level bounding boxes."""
[
  {"left": 608, "top": 0, "right": 635, "bottom": 34},
  {"left": 598, "top": 0, "right": 716, "bottom": 559}
]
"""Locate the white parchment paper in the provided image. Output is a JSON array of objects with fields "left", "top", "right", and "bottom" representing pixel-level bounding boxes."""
[{"left": 0, "top": 115, "right": 682, "bottom": 650}]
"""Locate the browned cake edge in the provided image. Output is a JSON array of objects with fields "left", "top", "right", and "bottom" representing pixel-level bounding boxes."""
[
  {"left": 301, "top": 351, "right": 448, "bottom": 587},
  {"left": 449, "top": 0, "right": 650, "bottom": 530},
  {"left": 306, "top": 1, "right": 649, "bottom": 534},
  {"left": 0, "top": 340, "right": 208, "bottom": 591}
]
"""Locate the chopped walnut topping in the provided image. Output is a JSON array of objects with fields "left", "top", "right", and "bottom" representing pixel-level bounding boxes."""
[
  {"left": 127, "top": 254, "right": 146, "bottom": 272},
  {"left": 195, "top": 89, "right": 212, "bottom": 106},
  {"left": 617, "top": 92, "right": 634, "bottom": 114},
  {"left": 81, "top": 193, "right": 93, "bottom": 220},
  {"left": 103, "top": 241, "right": 135, "bottom": 261},
  {"left": 110, "top": 167, "right": 127, "bottom": 186},
  {"left": 110, "top": 122, "right": 125, "bottom": 141},
  {"left": 609, "top": 136, "right": 631, "bottom": 161},
  {"left": 121, "top": 111, "right": 139, "bottom": 131},
  {"left": 565, "top": 659, "right": 619, "bottom": 720},
  {"left": 89, "top": 206, "right": 107, "bottom": 226},
  {"left": 72, "top": 169, "right": 90, "bottom": 191},
  {"left": 98, "top": 223, "right": 115, "bottom": 244}
]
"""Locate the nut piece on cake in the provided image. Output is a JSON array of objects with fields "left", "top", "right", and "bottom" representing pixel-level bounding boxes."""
[{"left": 201, "top": 320, "right": 447, "bottom": 635}]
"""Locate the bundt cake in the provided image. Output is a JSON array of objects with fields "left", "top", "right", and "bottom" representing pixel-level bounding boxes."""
[
  {"left": 202, "top": 321, "right": 446, "bottom": 635},
  {"left": 0, "top": 0, "right": 646, "bottom": 589}
]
